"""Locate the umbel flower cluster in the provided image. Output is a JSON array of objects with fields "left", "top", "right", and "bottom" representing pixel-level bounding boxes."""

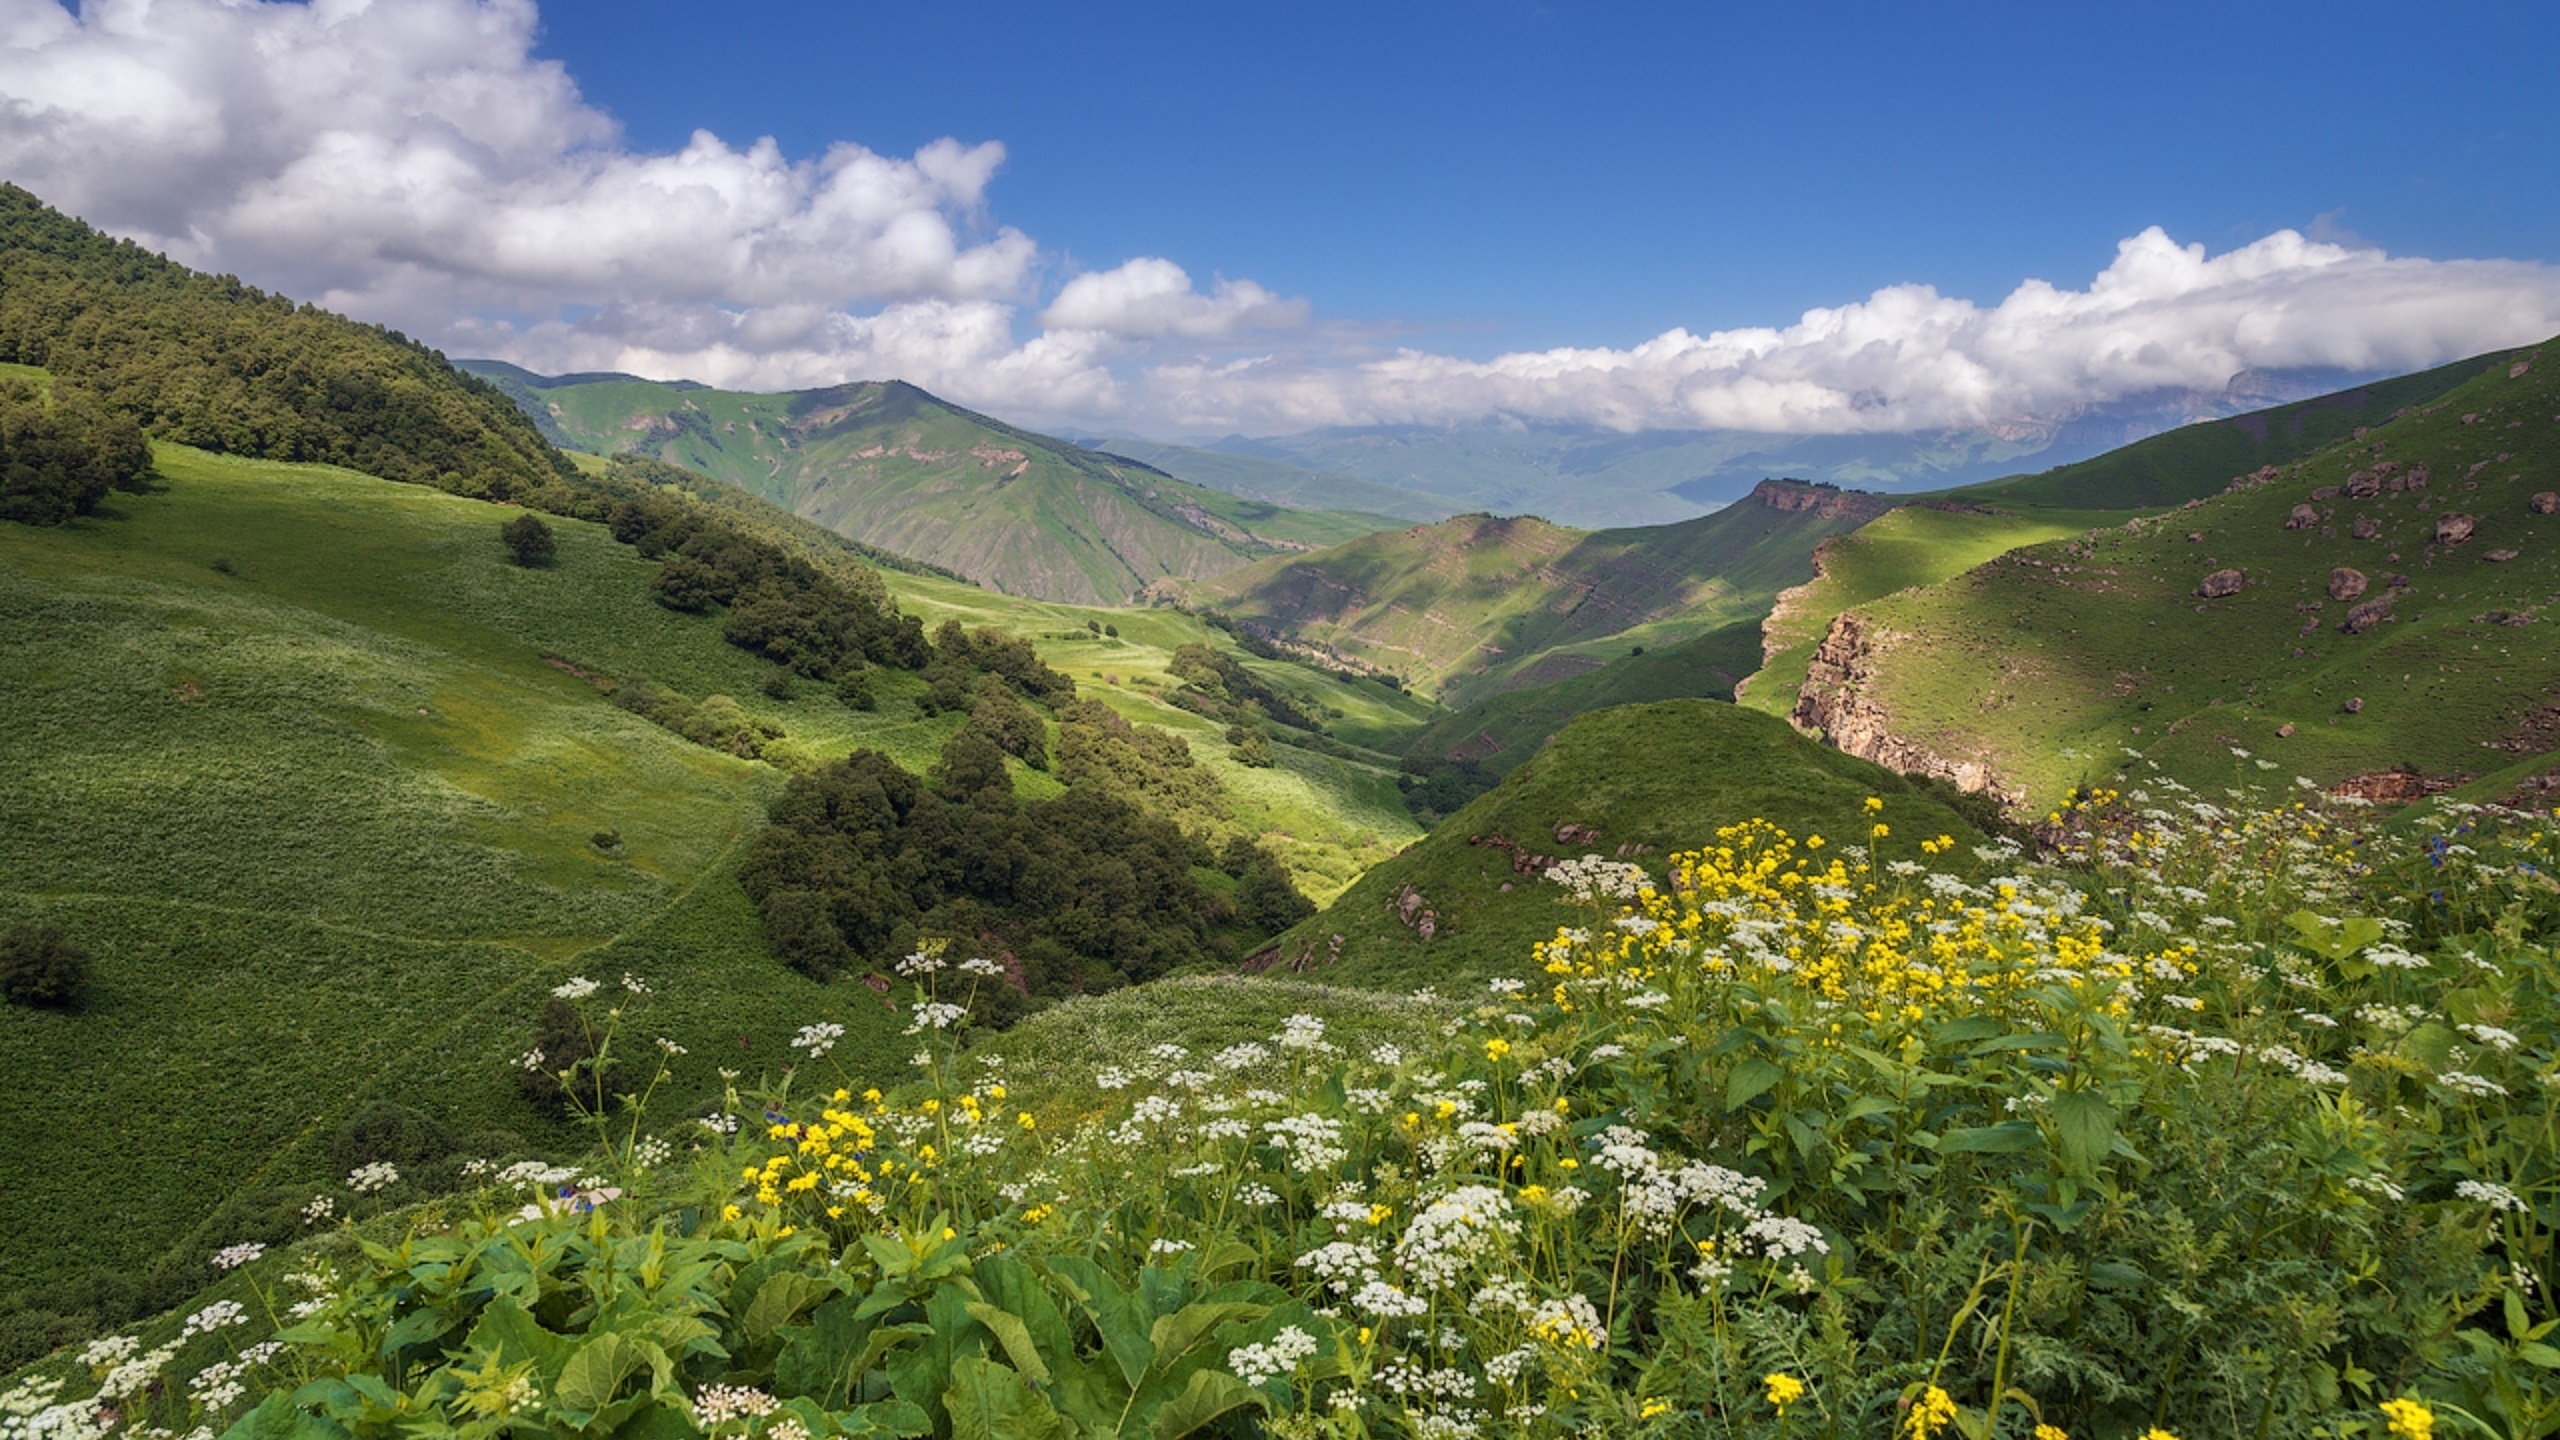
[{"left": 11, "top": 788, "right": 2554, "bottom": 1439}]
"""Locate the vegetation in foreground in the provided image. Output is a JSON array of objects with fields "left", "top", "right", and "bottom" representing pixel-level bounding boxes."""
[{"left": 17, "top": 773, "right": 2555, "bottom": 1439}]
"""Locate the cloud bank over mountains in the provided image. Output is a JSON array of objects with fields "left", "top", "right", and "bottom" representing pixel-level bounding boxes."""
[{"left": 4, "top": 0, "right": 2557, "bottom": 438}]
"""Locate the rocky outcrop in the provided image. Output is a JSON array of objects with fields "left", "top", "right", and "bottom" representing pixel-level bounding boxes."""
[
  {"left": 2342, "top": 597, "right": 2394, "bottom": 635},
  {"left": 2533, "top": 491, "right": 2559, "bottom": 515},
  {"left": 2285, "top": 503, "right": 2320, "bottom": 530},
  {"left": 2328, "top": 567, "right": 2369, "bottom": 602},
  {"left": 2196, "top": 568, "right": 2246, "bottom": 598},
  {"left": 1746, "top": 478, "right": 1899, "bottom": 523},
  {"left": 1791, "top": 612, "right": 2011, "bottom": 799},
  {"left": 2437, "top": 513, "right": 2478, "bottom": 546}
]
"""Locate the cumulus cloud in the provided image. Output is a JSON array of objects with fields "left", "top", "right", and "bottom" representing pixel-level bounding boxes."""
[
  {"left": 0, "top": 1, "right": 2552, "bottom": 439},
  {"left": 0, "top": 0, "right": 1034, "bottom": 324},
  {"left": 1128, "top": 228, "right": 2560, "bottom": 435},
  {"left": 1040, "top": 257, "right": 1307, "bottom": 338}
]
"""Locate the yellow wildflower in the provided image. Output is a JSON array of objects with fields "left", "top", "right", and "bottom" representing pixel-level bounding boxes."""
[
  {"left": 1764, "top": 1372, "right": 1805, "bottom": 1413},
  {"left": 2381, "top": 1398, "right": 2434, "bottom": 1440},
  {"left": 1905, "top": 1386, "right": 1956, "bottom": 1438}
]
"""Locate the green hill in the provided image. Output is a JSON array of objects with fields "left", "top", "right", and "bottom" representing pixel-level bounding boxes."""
[
  {"left": 1174, "top": 478, "right": 1896, "bottom": 706},
  {"left": 461, "top": 363, "right": 1405, "bottom": 606},
  {"left": 1739, "top": 502, "right": 2126, "bottom": 721},
  {"left": 1252, "top": 699, "right": 1989, "bottom": 988},
  {"left": 1788, "top": 336, "right": 2560, "bottom": 807},
  {"left": 0, "top": 185, "right": 572, "bottom": 503},
  {"left": 1948, "top": 344, "right": 2534, "bottom": 511}
]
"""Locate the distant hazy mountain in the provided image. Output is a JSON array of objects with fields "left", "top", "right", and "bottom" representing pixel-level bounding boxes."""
[
  {"left": 1171, "top": 367, "right": 2391, "bottom": 529},
  {"left": 1084, "top": 435, "right": 1462, "bottom": 524}
]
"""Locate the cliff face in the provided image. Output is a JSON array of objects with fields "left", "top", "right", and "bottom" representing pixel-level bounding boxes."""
[
  {"left": 1746, "top": 478, "right": 1901, "bottom": 523},
  {"left": 1790, "top": 611, "right": 2015, "bottom": 801}
]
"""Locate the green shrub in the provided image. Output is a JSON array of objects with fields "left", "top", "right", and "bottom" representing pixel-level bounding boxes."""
[
  {"left": 0, "top": 922, "right": 90, "bottom": 1007},
  {"left": 499, "top": 511, "right": 556, "bottom": 566}
]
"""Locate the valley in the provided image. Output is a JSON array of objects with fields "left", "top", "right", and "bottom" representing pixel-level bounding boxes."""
[{"left": 5, "top": 177, "right": 2559, "bottom": 1440}]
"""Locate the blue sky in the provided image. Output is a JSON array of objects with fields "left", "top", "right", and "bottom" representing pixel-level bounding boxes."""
[
  {"left": 3, "top": 0, "right": 2556, "bottom": 435},
  {"left": 531, "top": 0, "right": 2560, "bottom": 355}
]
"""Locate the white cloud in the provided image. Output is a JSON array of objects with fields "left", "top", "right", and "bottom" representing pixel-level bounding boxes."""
[
  {"left": 1040, "top": 257, "right": 1307, "bottom": 338},
  {"left": 0, "top": 1, "right": 2552, "bottom": 440},
  {"left": 0, "top": 0, "right": 1034, "bottom": 325},
  {"left": 1125, "top": 228, "right": 2560, "bottom": 435}
]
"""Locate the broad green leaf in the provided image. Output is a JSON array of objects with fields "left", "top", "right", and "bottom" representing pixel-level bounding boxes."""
[
  {"left": 745, "top": 1271, "right": 834, "bottom": 1343},
  {"left": 2049, "top": 1090, "right": 2117, "bottom": 1172},
  {"left": 1147, "top": 1302, "right": 1271, "bottom": 1373},
  {"left": 842, "top": 1399, "right": 933, "bottom": 1437},
  {"left": 377, "top": 1307, "right": 456, "bottom": 1358},
  {"left": 943, "top": 1357, "right": 1071, "bottom": 1440},
  {"left": 1044, "top": 1257, "right": 1152, "bottom": 1389},
  {"left": 1940, "top": 1122, "right": 2041, "bottom": 1154},
  {"left": 964, "top": 1303, "right": 1053, "bottom": 1386},
  {"left": 1725, "top": 1057, "right": 1785, "bottom": 1110},
  {"left": 1966, "top": 1032, "right": 2068, "bottom": 1056},
  {"left": 556, "top": 1334, "right": 645, "bottom": 1415},
  {"left": 217, "top": 1393, "right": 353, "bottom": 1440},
  {"left": 1149, "top": 1368, "right": 1270, "bottom": 1440}
]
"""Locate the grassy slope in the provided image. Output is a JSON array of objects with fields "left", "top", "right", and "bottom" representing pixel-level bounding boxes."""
[
  {"left": 1740, "top": 506, "right": 2122, "bottom": 720},
  {"left": 466, "top": 367, "right": 1402, "bottom": 605},
  {"left": 1258, "top": 700, "right": 1989, "bottom": 991},
  {"left": 0, "top": 442, "right": 1426, "bottom": 1306},
  {"left": 0, "top": 444, "right": 914, "bottom": 1300},
  {"left": 1400, "top": 618, "right": 1765, "bottom": 773},
  {"left": 1814, "top": 340, "right": 2560, "bottom": 807},
  {"left": 1951, "top": 345, "right": 2532, "bottom": 510},
  {"left": 1177, "top": 482, "right": 1892, "bottom": 706},
  {"left": 882, "top": 570, "right": 1430, "bottom": 900}
]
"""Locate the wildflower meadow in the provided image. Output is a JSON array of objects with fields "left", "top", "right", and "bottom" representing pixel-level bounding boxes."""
[{"left": 7, "top": 774, "right": 2557, "bottom": 1439}]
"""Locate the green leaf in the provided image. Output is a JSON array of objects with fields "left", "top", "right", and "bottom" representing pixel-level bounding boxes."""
[
  {"left": 943, "top": 1357, "right": 1072, "bottom": 1440},
  {"left": 1965, "top": 1032, "right": 2068, "bottom": 1055},
  {"left": 776, "top": 1296, "right": 886, "bottom": 1408},
  {"left": 1940, "top": 1122, "right": 2041, "bottom": 1154},
  {"left": 556, "top": 1334, "right": 645, "bottom": 1415},
  {"left": 2049, "top": 1090, "right": 2117, "bottom": 1172},
  {"left": 744, "top": 1271, "right": 834, "bottom": 1344},
  {"left": 465, "top": 1297, "right": 574, "bottom": 1372},
  {"left": 2517, "top": 1341, "right": 2560, "bottom": 1370},
  {"left": 964, "top": 1303, "right": 1053, "bottom": 1387},
  {"left": 1192, "top": 1239, "right": 1261, "bottom": 1281},
  {"left": 1149, "top": 1368, "right": 1270, "bottom": 1440},
  {"left": 1044, "top": 1257, "right": 1152, "bottom": 1389},
  {"left": 843, "top": 1399, "right": 934, "bottom": 1437},
  {"left": 217, "top": 1393, "right": 353, "bottom": 1440},
  {"left": 1725, "top": 1057, "right": 1785, "bottom": 1110},
  {"left": 1147, "top": 1302, "right": 1271, "bottom": 1373},
  {"left": 377, "top": 1307, "right": 456, "bottom": 1358}
]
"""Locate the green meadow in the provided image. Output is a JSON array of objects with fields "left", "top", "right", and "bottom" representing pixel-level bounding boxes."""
[{"left": 0, "top": 443, "right": 1423, "bottom": 1338}]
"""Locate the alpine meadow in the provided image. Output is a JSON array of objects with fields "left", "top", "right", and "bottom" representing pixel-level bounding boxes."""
[{"left": 6, "top": 8, "right": 2560, "bottom": 1440}]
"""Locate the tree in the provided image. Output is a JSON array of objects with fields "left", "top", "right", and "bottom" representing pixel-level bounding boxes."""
[
  {"left": 499, "top": 512, "right": 556, "bottom": 567},
  {"left": 0, "top": 923, "right": 91, "bottom": 1008}
]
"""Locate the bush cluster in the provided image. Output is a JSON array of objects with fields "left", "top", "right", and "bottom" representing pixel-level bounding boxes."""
[
  {"left": 0, "top": 379, "right": 153, "bottom": 525},
  {"left": 0, "top": 922, "right": 89, "bottom": 1007},
  {"left": 740, "top": 710, "right": 1311, "bottom": 996}
]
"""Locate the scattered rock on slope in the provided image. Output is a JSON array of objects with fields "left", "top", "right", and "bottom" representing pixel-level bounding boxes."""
[
  {"left": 2196, "top": 568, "right": 2245, "bottom": 598},
  {"left": 2437, "top": 513, "right": 2478, "bottom": 545},
  {"left": 2328, "top": 567, "right": 2369, "bottom": 601}
]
